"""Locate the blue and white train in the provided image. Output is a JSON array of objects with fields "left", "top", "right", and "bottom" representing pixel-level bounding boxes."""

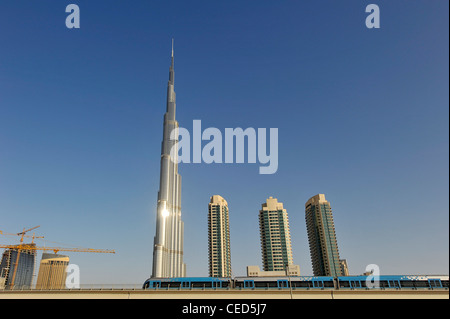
[{"left": 143, "top": 275, "right": 449, "bottom": 290}]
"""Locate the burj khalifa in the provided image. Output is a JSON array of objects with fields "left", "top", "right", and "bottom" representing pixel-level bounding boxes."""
[{"left": 152, "top": 40, "right": 186, "bottom": 278}]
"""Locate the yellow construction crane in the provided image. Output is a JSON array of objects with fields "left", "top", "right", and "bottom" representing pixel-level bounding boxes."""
[
  {"left": 0, "top": 243, "right": 116, "bottom": 254},
  {"left": 0, "top": 226, "right": 115, "bottom": 289},
  {"left": 0, "top": 225, "right": 44, "bottom": 243}
]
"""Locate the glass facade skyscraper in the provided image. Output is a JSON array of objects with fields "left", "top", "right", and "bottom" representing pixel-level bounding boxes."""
[
  {"left": 208, "top": 195, "right": 232, "bottom": 278},
  {"left": 305, "top": 194, "right": 342, "bottom": 277},
  {"left": 152, "top": 40, "right": 186, "bottom": 278},
  {"left": 259, "top": 197, "right": 293, "bottom": 272}
]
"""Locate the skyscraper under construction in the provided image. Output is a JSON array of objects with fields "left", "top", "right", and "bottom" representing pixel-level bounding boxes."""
[
  {"left": 0, "top": 244, "right": 36, "bottom": 289},
  {"left": 35, "top": 253, "right": 70, "bottom": 290}
]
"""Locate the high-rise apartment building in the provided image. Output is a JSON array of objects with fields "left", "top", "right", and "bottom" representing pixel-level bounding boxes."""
[
  {"left": 0, "top": 244, "right": 36, "bottom": 289},
  {"left": 305, "top": 194, "right": 343, "bottom": 277},
  {"left": 152, "top": 40, "right": 186, "bottom": 278},
  {"left": 259, "top": 197, "right": 293, "bottom": 271},
  {"left": 36, "top": 253, "right": 70, "bottom": 290},
  {"left": 208, "top": 195, "right": 232, "bottom": 278}
]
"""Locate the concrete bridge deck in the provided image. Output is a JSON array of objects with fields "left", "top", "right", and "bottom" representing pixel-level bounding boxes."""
[{"left": 1, "top": 289, "right": 448, "bottom": 299}]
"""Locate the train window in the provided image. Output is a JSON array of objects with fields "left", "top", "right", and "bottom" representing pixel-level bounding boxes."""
[
  {"left": 192, "top": 281, "right": 212, "bottom": 288},
  {"left": 289, "top": 281, "right": 297, "bottom": 288},
  {"left": 191, "top": 282, "right": 203, "bottom": 288},
  {"left": 181, "top": 281, "right": 190, "bottom": 289},
  {"left": 204, "top": 282, "right": 213, "bottom": 288},
  {"left": 414, "top": 281, "right": 429, "bottom": 288},
  {"left": 267, "top": 281, "right": 278, "bottom": 288},
  {"left": 160, "top": 282, "right": 170, "bottom": 288},
  {"left": 170, "top": 282, "right": 181, "bottom": 288},
  {"left": 312, "top": 280, "right": 324, "bottom": 288},
  {"left": 388, "top": 280, "right": 400, "bottom": 288},
  {"left": 350, "top": 280, "right": 361, "bottom": 288},
  {"left": 278, "top": 280, "right": 289, "bottom": 288},
  {"left": 399, "top": 280, "right": 415, "bottom": 288},
  {"left": 428, "top": 279, "right": 442, "bottom": 288},
  {"left": 244, "top": 280, "right": 255, "bottom": 289},
  {"left": 293, "top": 281, "right": 311, "bottom": 288},
  {"left": 254, "top": 281, "right": 268, "bottom": 288}
]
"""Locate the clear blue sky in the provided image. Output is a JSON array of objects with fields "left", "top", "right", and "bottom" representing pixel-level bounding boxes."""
[{"left": 0, "top": 1, "right": 448, "bottom": 285}]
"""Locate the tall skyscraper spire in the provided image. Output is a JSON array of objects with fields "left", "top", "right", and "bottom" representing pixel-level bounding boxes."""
[{"left": 152, "top": 41, "right": 186, "bottom": 278}]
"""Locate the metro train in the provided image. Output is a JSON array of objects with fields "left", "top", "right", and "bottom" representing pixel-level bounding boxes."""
[{"left": 143, "top": 275, "right": 449, "bottom": 290}]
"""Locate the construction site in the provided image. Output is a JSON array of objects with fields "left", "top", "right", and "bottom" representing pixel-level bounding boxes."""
[{"left": 0, "top": 226, "right": 115, "bottom": 290}]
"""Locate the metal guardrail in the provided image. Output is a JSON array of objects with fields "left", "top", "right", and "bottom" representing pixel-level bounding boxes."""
[
  {"left": 1, "top": 285, "right": 448, "bottom": 292},
  {"left": 1, "top": 284, "right": 144, "bottom": 291}
]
